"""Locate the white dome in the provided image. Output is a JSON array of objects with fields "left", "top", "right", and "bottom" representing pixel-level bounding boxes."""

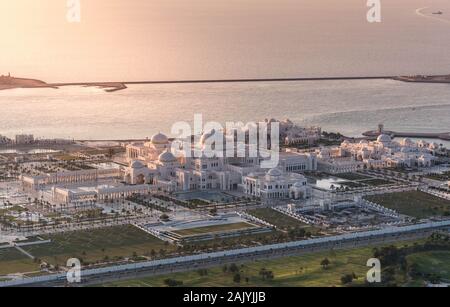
[
  {"left": 429, "top": 142, "right": 439, "bottom": 149},
  {"left": 158, "top": 150, "right": 177, "bottom": 163},
  {"left": 293, "top": 181, "right": 305, "bottom": 188},
  {"left": 402, "top": 138, "right": 413, "bottom": 145},
  {"left": 151, "top": 132, "right": 169, "bottom": 144},
  {"left": 267, "top": 168, "right": 282, "bottom": 177},
  {"left": 377, "top": 134, "right": 392, "bottom": 143},
  {"left": 131, "top": 160, "right": 144, "bottom": 169}
]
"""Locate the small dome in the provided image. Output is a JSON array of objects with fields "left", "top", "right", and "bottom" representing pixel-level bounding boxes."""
[
  {"left": 267, "top": 168, "right": 282, "bottom": 177},
  {"left": 402, "top": 138, "right": 413, "bottom": 145},
  {"left": 429, "top": 142, "right": 439, "bottom": 149},
  {"left": 158, "top": 150, "right": 177, "bottom": 163},
  {"left": 131, "top": 160, "right": 144, "bottom": 169},
  {"left": 377, "top": 134, "right": 392, "bottom": 143},
  {"left": 417, "top": 140, "right": 429, "bottom": 147},
  {"left": 293, "top": 181, "right": 305, "bottom": 188},
  {"left": 151, "top": 132, "right": 169, "bottom": 144}
]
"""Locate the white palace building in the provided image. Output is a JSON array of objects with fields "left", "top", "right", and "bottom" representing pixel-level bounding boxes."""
[
  {"left": 316, "top": 134, "right": 441, "bottom": 174},
  {"left": 124, "top": 131, "right": 315, "bottom": 200}
]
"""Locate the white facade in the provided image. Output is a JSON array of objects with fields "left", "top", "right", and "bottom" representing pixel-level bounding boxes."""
[
  {"left": 21, "top": 168, "right": 121, "bottom": 191},
  {"left": 52, "top": 184, "right": 155, "bottom": 204},
  {"left": 273, "top": 118, "right": 321, "bottom": 145},
  {"left": 15, "top": 134, "right": 34, "bottom": 145},
  {"left": 243, "top": 168, "right": 311, "bottom": 200},
  {"left": 316, "top": 135, "right": 439, "bottom": 172},
  {"left": 124, "top": 131, "right": 317, "bottom": 194},
  {"left": 0, "top": 135, "right": 11, "bottom": 145}
]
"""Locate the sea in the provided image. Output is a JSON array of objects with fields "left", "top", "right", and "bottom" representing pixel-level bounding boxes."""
[
  {"left": 1, "top": 0, "right": 450, "bottom": 145},
  {"left": 0, "top": 79, "right": 449, "bottom": 147}
]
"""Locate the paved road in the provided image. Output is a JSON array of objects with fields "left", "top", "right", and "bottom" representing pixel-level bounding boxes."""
[{"left": 2, "top": 220, "right": 449, "bottom": 287}]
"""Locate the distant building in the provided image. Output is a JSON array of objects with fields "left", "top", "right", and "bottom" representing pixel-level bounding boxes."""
[
  {"left": 15, "top": 134, "right": 34, "bottom": 145},
  {"left": 242, "top": 168, "right": 311, "bottom": 200},
  {"left": 0, "top": 135, "right": 12, "bottom": 145},
  {"left": 316, "top": 134, "right": 440, "bottom": 172},
  {"left": 124, "top": 131, "right": 316, "bottom": 199},
  {"left": 0, "top": 73, "right": 12, "bottom": 85},
  {"left": 21, "top": 168, "right": 121, "bottom": 191},
  {"left": 272, "top": 118, "right": 321, "bottom": 146}
]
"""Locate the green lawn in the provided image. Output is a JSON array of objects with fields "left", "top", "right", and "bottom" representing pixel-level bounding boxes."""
[
  {"left": 365, "top": 191, "right": 450, "bottom": 218},
  {"left": 21, "top": 225, "right": 175, "bottom": 266},
  {"left": 247, "top": 208, "right": 311, "bottom": 230},
  {"left": 99, "top": 240, "right": 430, "bottom": 287},
  {"left": 172, "top": 222, "right": 256, "bottom": 237},
  {"left": 0, "top": 248, "right": 40, "bottom": 275},
  {"left": 406, "top": 251, "right": 450, "bottom": 280}
]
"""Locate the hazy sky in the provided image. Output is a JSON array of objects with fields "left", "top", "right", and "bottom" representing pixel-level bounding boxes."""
[{"left": 1, "top": 0, "right": 449, "bottom": 82}]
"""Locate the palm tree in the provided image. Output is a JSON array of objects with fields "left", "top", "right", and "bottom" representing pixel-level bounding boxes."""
[{"left": 320, "top": 258, "right": 330, "bottom": 269}]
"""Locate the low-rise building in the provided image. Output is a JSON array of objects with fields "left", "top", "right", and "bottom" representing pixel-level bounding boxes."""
[
  {"left": 242, "top": 168, "right": 311, "bottom": 200},
  {"left": 15, "top": 134, "right": 34, "bottom": 145},
  {"left": 315, "top": 134, "right": 439, "bottom": 172}
]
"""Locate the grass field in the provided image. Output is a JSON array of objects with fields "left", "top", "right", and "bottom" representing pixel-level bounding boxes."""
[
  {"left": 99, "top": 239, "right": 433, "bottom": 287},
  {"left": 0, "top": 248, "right": 40, "bottom": 275},
  {"left": 365, "top": 191, "right": 450, "bottom": 218},
  {"left": 21, "top": 225, "right": 175, "bottom": 266},
  {"left": 247, "top": 208, "right": 312, "bottom": 230},
  {"left": 172, "top": 222, "right": 256, "bottom": 237},
  {"left": 406, "top": 251, "right": 450, "bottom": 281}
]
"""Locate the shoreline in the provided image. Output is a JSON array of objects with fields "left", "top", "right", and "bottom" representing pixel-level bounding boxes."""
[
  {"left": 2, "top": 74, "right": 450, "bottom": 93},
  {"left": 363, "top": 130, "right": 450, "bottom": 142}
]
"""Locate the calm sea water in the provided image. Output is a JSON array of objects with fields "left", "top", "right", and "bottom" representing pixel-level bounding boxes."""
[{"left": 0, "top": 79, "right": 449, "bottom": 144}]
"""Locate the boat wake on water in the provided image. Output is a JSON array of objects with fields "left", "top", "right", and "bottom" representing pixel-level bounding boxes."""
[{"left": 415, "top": 7, "right": 450, "bottom": 25}]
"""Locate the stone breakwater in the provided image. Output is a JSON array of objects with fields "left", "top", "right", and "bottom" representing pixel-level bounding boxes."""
[{"left": 363, "top": 130, "right": 450, "bottom": 141}]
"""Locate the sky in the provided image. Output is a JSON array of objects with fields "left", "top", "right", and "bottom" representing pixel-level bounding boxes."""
[{"left": 1, "top": 0, "right": 450, "bottom": 82}]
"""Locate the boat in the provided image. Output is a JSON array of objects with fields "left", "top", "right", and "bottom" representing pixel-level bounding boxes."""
[{"left": 432, "top": 11, "right": 443, "bottom": 15}]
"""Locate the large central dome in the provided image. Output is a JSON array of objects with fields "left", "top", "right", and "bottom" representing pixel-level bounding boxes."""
[{"left": 151, "top": 132, "right": 169, "bottom": 144}]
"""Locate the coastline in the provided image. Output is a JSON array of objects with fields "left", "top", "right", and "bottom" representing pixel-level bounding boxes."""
[
  {"left": 2, "top": 74, "right": 450, "bottom": 93},
  {"left": 0, "top": 76, "right": 56, "bottom": 91}
]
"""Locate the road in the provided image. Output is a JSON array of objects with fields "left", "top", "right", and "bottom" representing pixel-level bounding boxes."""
[{"left": 2, "top": 220, "right": 449, "bottom": 287}]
